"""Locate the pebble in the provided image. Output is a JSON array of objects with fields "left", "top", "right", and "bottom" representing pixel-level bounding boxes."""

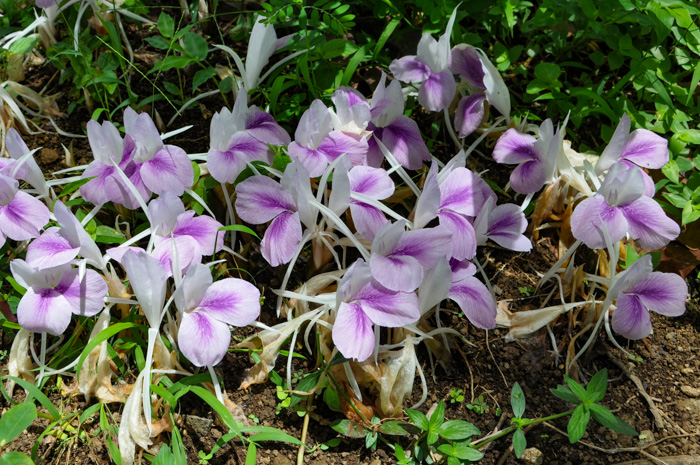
[
  {"left": 638, "top": 430, "right": 655, "bottom": 448},
  {"left": 681, "top": 368, "right": 694, "bottom": 375},
  {"left": 271, "top": 456, "right": 293, "bottom": 465},
  {"left": 681, "top": 386, "right": 700, "bottom": 398},
  {"left": 520, "top": 447, "right": 544, "bottom": 465},
  {"left": 184, "top": 415, "right": 213, "bottom": 436}
]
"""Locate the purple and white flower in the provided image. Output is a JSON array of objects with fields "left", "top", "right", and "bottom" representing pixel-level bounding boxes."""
[
  {"left": 0, "top": 173, "right": 49, "bottom": 247},
  {"left": 473, "top": 197, "right": 531, "bottom": 252},
  {"left": 570, "top": 162, "right": 679, "bottom": 250},
  {"left": 389, "top": 10, "right": 459, "bottom": 111},
  {"left": 609, "top": 255, "right": 687, "bottom": 340},
  {"left": 366, "top": 73, "right": 431, "bottom": 169},
  {"left": 332, "top": 259, "right": 419, "bottom": 362},
  {"left": 10, "top": 259, "right": 107, "bottom": 335},
  {"left": 595, "top": 113, "right": 668, "bottom": 197},
  {"left": 348, "top": 166, "right": 395, "bottom": 241},
  {"left": 2, "top": 128, "right": 50, "bottom": 200},
  {"left": 175, "top": 264, "right": 260, "bottom": 366}
]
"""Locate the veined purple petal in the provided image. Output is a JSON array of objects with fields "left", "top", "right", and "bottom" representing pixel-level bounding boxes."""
[
  {"left": 151, "top": 235, "right": 201, "bottom": 277},
  {"left": 621, "top": 196, "right": 680, "bottom": 250},
  {"left": 139, "top": 146, "right": 193, "bottom": 196},
  {"left": 60, "top": 268, "right": 107, "bottom": 317},
  {"left": 350, "top": 201, "right": 387, "bottom": 241},
  {"left": 80, "top": 162, "right": 125, "bottom": 206},
  {"left": 0, "top": 191, "right": 49, "bottom": 241},
  {"left": 623, "top": 272, "right": 687, "bottom": 317},
  {"left": 353, "top": 281, "right": 420, "bottom": 327},
  {"left": 621, "top": 129, "right": 669, "bottom": 170},
  {"left": 294, "top": 100, "right": 333, "bottom": 149},
  {"left": 612, "top": 293, "right": 652, "bottom": 340},
  {"left": 394, "top": 227, "right": 452, "bottom": 270},
  {"left": 332, "top": 87, "right": 371, "bottom": 132},
  {"left": 197, "top": 278, "right": 261, "bottom": 326},
  {"left": 4, "top": 129, "right": 48, "bottom": 197},
  {"left": 599, "top": 162, "right": 644, "bottom": 207},
  {"left": 349, "top": 166, "right": 394, "bottom": 199},
  {"left": 179, "top": 311, "right": 231, "bottom": 366},
  {"left": 123, "top": 107, "right": 163, "bottom": 162},
  {"left": 455, "top": 94, "right": 486, "bottom": 138},
  {"left": 106, "top": 246, "right": 146, "bottom": 263},
  {"left": 173, "top": 210, "right": 224, "bottom": 255},
  {"left": 87, "top": 120, "right": 124, "bottom": 165},
  {"left": 375, "top": 117, "right": 430, "bottom": 169},
  {"left": 510, "top": 159, "right": 548, "bottom": 194},
  {"left": 493, "top": 129, "right": 538, "bottom": 164},
  {"left": 389, "top": 56, "right": 432, "bottom": 83},
  {"left": 287, "top": 143, "right": 330, "bottom": 178},
  {"left": 438, "top": 211, "right": 477, "bottom": 260},
  {"left": 174, "top": 264, "right": 212, "bottom": 313},
  {"left": 53, "top": 201, "right": 105, "bottom": 270},
  {"left": 370, "top": 75, "right": 404, "bottom": 128},
  {"left": 5, "top": 128, "right": 30, "bottom": 160},
  {"left": 318, "top": 131, "right": 369, "bottom": 168},
  {"left": 18, "top": 288, "right": 73, "bottom": 336},
  {"left": 486, "top": 204, "right": 531, "bottom": 252},
  {"left": 450, "top": 258, "right": 477, "bottom": 283},
  {"left": 332, "top": 302, "right": 375, "bottom": 362},
  {"left": 207, "top": 134, "right": 268, "bottom": 184},
  {"left": 149, "top": 192, "right": 185, "bottom": 236},
  {"left": 448, "top": 276, "right": 496, "bottom": 329},
  {"left": 25, "top": 228, "right": 79, "bottom": 269},
  {"left": 418, "top": 257, "right": 451, "bottom": 313},
  {"left": 370, "top": 253, "right": 424, "bottom": 292},
  {"left": 640, "top": 169, "right": 656, "bottom": 197},
  {"left": 571, "top": 195, "right": 628, "bottom": 249},
  {"left": 439, "top": 167, "right": 488, "bottom": 217},
  {"left": 450, "top": 45, "right": 485, "bottom": 89},
  {"left": 245, "top": 107, "right": 291, "bottom": 146},
  {"left": 235, "top": 175, "right": 296, "bottom": 224},
  {"left": 596, "top": 114, "right": 631, "bottom": 175},
  {"left": 260, "top": 211, "right": 303, "bottom": 267},
  {"left": 418, "top": 70, "right": 457, "bottom": 112}
]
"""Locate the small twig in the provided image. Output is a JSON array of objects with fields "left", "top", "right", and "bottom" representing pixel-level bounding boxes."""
[{"left": 296, "top": 393, "right": 314, "bottom": 465}]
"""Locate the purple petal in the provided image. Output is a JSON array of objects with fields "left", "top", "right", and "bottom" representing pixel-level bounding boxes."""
[
  {"left": 413, "top": 163, "right": 440, "bottom": 229},
  {"left": 623, "top": 272, "right": 687, "bottom": 317},
  {"left": 235, "top": 175, "right": 296, "bottom": 224},
  {"left": 332, "top": 302, "right": 375, "bottom": 362},
  {"left": 450, "top": 258, "right": 477, "bottom": 283},
  {"left": 207, "top": 132, "right": 269, "bottom": 184},
  {"left": 510, "top": 159, "right": 548, "bottom": 194},
  {"left": 370, "top": 253, "right": 424, "bottom": 292},
  {"left": 139, "top": 146, "right": 193, "bottom": 196},
  {"left": 621, "top": 196, "right": 680, "bottom": 250},
  {"left": 197, "top": 278, "right": 261, "bottom": 326},
  {"left": 438, "top": 211, "right": 476, "bottom": 260},
  {"left": 18, "top": 289, "right": 73, "bottom": 335},
  {"left": 493, "top": 129, "right": 538, "bottom": 164},
  {"left": 612, "top": 293, "right": 652, "bottom": 340},
  {"left": 596, "top": 114, "right": 631, "bottom": 175},
  {"left": 0, "top": 191, "right": 49, "bottom": 241},
  {"left": 245, "top": 107, "right": 291, "bottom": 146},
  {"left": 353, "top": 282, "right": 420, "bottom": 327},
  {"left": 599, "top": 162, "right": 644, "bottom": 207},
  {"left": 87, "top": 120, "right": 124, "bottom": 165},
  {"left": 370, "top": 75, "right": 404, "bottom": 127},
  {"left": 121, "top": 251, "right": 168, "bottom": 327},
  {"left": 25, "top": 228, "right": 80, "bottom": 269},
  {"left": 294, "top": 100, "right": 333, "bottom": 149},
  {"left": 486, "top": 204, "right": 531, "bottom": 252},
  {"left": 173, "top": 211, "right": 224, "bottom": 255},
  {"left": 287, "top": 143, "right": 330, "bottom": 178},
  {"left": 179, "top": 311, "right": 231, "bottom": 366},
  {"left": 450, "top": 45, "right": 485, "bottom": 89},
  {"left": 349, "top": 166, "right": 394, "bottom": 199},
  {"left": 448, "top": 276, "right": 496, "bottom": 329},
  {"left": 350, "top": 201, "right": 388, "bottom": 241},
  {"left": 123, "top": 108, "right": 163, "bottom": 162},
  {"left": 80, "top": 162, "right": 125, "bottom": 206},
  {"left": 389, "top": 56, "right": 432, "bottom": 83},
  {"left": 151, "top": 235, "right": 201, "bottom": 277},
  {"left": 418, "top": 70, "right": 457, "bottom": 112},
  {"left": 149, "top": 192, "right": 185, "bottom": 236},
  {"left": 317, "top": 131, "right": 369, "bottom": 168},
  {"left": 455, "top": 94, "right": 486, "bottom": 138},
  {"left": 375, "top": 117, "right": 430, "bottom": 169},
  {"left": 571, "top": 195, "right": 628, "bottom": 249},
  {"left": 53, "top": 201, "right": 105, "bottom": 270},
  {"left": 5, "top": 128, "right": 30, "bottom": 160},
  {"left": 261, "top": 211, "right": 303, "bottom": 267},
  {"left": 621, "top": 129, "right": 669, "bottom": 170},
  {"left": 60, "top": 269, "right": 107, "bottom": 317},
  {"left": 174, "top": 263, "right": 212, "bottom": 312},
  {"left": 439, "top": 167, "right": 489, "bottom": 217},
  {"left": 106, "top": 246, "right": 146, "bottom": 263},
  {"left": 640, "top": 169, "right": 656, "bottom": 197},
  {"left": 394, "top": 226, "right": 453, "bottom": 269}
]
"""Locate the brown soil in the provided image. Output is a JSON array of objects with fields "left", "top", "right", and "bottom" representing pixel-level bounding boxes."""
[{"left": 2, "top": 3, "right": 700, "bottom": 465}]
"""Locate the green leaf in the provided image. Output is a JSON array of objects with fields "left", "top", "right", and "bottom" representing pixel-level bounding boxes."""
[
  {"left": 151, "top": 384, "right": 177, "bottom": 408},
  {"left": 151, "top": 56, "right": 193, "bottom": 73},
  {"left": 0, "top": 403, "right": 37, "bottom": 447},
  {"left": 0, "top": 452, "right": 35, "bottom": 465},
  {"left": 662, "top": 160, "right": 680, "bottom": 183},
  {"left": 511, "top": 382, "right": 526, "bottom": 418},
  {"left": 373, "top": 18, "right": 400, "bottom": 60},
  {"left": 184, "top": 32, "right": 208, "bottom": 61},
  {"left": 378, "top": 421, "right": 410, "bottom": 436},
  {"left": 625, "top": 244, "right": 641, "bottom": 268},
  {"left": 534, "top": 62, "right": 561, "bottom": 83},
  {"left": 76, "top": 323, "right": 135, "bottom": 378},
  {"left": 2, "top": 377, "right": 59, "bottom": 421},
  {"left": 590, "top": 404, "right": 637, "bottom": 436},
  {"left": 95, "top": 225, "right": 126, "bottom": 244},
  {"left": 171, "top": 426, "right": 187, "bottom": 465},
  {"left": 58, "top": 176, "right": 97, "bottom": 198},
  {"left": 152, "top": 444, "right": 173, "bottom": 465},
  {"left": 428, "top": 401, "right": 445, "bottom": 432},
  {"left": 438, "top": 420, "right": 480, "bottom": 440},
  {"left": 144, "top": 36, "right": 171, "bottom": 50},
  {"left": 322, "top": 39, "right": 358, "bottom": 59},
  {"left": 157, "top": 13, "right": 174, "bottom": 38},
  {"left": 188, "top": 386, "right": 241, "bottom": 436},
  {"left": 245, "top": 442, "right": 256, "bottom": 465},
  {"left": 341, "top": 45, "right": 366, "bottom": 87},
  {"left": 330, "top": 419, "right": 365, "bottom": 438},
  {"left": 451, "top": 442, "right": 484, "bottom": 461},
  {"left": 550, "top": 385, "right": 581, "bottom": 405},
  {"left": 686, "top": 60, "right": 700, "bottom": 106},
  {"left": 405, "top": 409, "right": 429, "bottom": 431},
  {"left": 585, "top": 369, "right": 607, "bottom": 403},
  {"left": 8, "top": 37, "right": 40, "bottom": 55},
  {"left": 512, "top": 428, "right": 526, "bottom": 458},
  {"left": 192, "top": 68, "right": 217, "bottom": 92},
  {"left": 682, "top": 202, "right": 700, "bottom": 226},
  {"left": 568, "top": 404, "right": 590, "bottom": 443},
  {"left": 218, "top": 224, "right": 260, "bottom": 240},
  {"left": 564, "top": 375, "right": 589, "bottom": 403}
]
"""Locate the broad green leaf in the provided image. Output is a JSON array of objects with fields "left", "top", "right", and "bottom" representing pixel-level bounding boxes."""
[
  {"left": 330, "top": 419, "right": 365, "bottom": 438},
  {"left": 534, "top": 62, "right": 561, "bottom": 83},
  {"left": 144, "top": 36, "right": 171, "bottom": 50},
  {"left": 379, "top": 421, "right": 410, "bottom": 436},
  {"left": 568, "top": 404, "right": 590, "bottom": 443},
  {"left": 585, "top": 369, "right": 607, "bottom": 403},
  {"left": 564, "top": 375, "right": 589, "bottom": 403},
  {"left": 58, "top": 176, "right": 97, "bottom": 198},
  {"left": 184, "top": 32, "right": 208, "bottom": 61},
  {"left": 550, "top": 385, "right": 581, "bottom": 405},
  {"left": 662, "top": 160, "right": 680, "bottom": 183},
  {"left": 95, "top": 225, "right": 126, "bottom": 244},
  {"left": 438, "top": 420, "right": 480, "bottom": 440},
  {"left": 245, "top": 442, "right": 256, "bottom": 465},
  {"left": 511, "top": 382, "right": 526, "bottom": 418},
  {"left": 157, "top": 13, "right": 174, "bottom": 38},
  {"left": 428, "top": 401, "right": 445, "bottom": 432},
  {"left": 0, "top": 452, "right": 35, "bottom": 465},
  {"left": 682, "top": 202, "right": 700, "bottom": 226},
  {"left": 243, "top": 426, "right": 303, "bottom": 445},
  {"left": 9, "top": 37, "right": 40, "bottom": 55},
  {"left": 151, "top": 56, "right": 193, "bottom": 73},
  {"left": 192, "top": 68, "right": 217, "bottom": 92},
  {"left": 590, "top": 404, "right": 638, "bottom": 436},
  {"left": 451, "top": 442, "right": 484, "bottom": 461},
  {"left": 322, "top": 39, "right": 358, "bottom": 59},
  {"left": 513, "top": 428, "right": 526, "bottom": 458},
  {"left": 152, "top": 444, "right": 173, "bottom": 465},
  {"left": 686, "top": 60, "right": 700, "bottom": 106},
  {"left": 405, "top": 409, "right": 429, "bottom": 431},
  {"left": 0, "top": 403, "right": 37, "bottom": 447}
]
